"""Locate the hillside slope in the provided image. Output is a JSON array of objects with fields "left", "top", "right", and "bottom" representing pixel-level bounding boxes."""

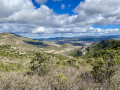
[
  {"left": 0, "top": 32, "right": 49, "bottom": 51},
  {"left": 0, "top": 33, "right": 120, "bottom": 89},
  {"left": 90, "top": 39, "right": 120, "bottom": 52},
  {"left": 0, "top": 32, "right": 82, "bottom": 55}
]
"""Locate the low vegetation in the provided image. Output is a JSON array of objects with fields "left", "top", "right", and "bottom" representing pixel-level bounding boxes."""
[{"left": 0, "top": 33, "right": 120, "bottom": 90}]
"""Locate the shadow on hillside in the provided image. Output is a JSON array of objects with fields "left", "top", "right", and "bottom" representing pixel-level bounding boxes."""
[
  {"left": 24, "top": 40, "right": 48, "bottom": 47},
  {"left": 56, "top": 41, "right": 85, "bottom": 46}
]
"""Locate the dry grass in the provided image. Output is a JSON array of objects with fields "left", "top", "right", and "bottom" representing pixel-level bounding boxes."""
[{"left": 0, "top": 65, "right": 120, "bottom": 90}]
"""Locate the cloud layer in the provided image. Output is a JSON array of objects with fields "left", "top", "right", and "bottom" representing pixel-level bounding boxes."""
[{"left": 0, "top": 0, "right": 120, "bottom": 38}]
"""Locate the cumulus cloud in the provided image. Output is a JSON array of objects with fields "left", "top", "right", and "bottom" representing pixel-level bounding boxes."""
[
  {"left": 2, "top": 5, "right": 53, "bottom": 23},
  {"left": 61, "top": 4, "right": 65, "bottom": 10},
  {"left": 32, "top": 27, "right": 52, "bottom": 34},
  {"left": 68, "top": 4, "right": 71, "bottom": 8},
  {"left": 31, "top": 26, "right": 120, "bottom": 36},
  {"left": 0, "top": 0, "right": 34, "bottom": 18},
  {"left": 0, "top": 0, "right": 120, "bottom": 38},
  {"left": 74, "top": 0, "right": 120, "bottom": 14},
  {"left": 74, "top": 0, "right": 120, "bottom": 25}
]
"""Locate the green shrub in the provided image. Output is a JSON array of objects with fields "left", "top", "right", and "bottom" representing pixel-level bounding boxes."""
[
  {"left": 90, "top": 50, "right": 120, "bottom": 85},
  {"left": 29, "top": 52, "right": 52, "bottom": 76},
  {"left": 49, "top": 73, "right": 67, "bottom": 90},
  {"left": 55, "top": 73, "right": 67, "bottom": 84}
]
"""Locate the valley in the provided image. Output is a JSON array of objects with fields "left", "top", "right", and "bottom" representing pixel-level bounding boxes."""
[{"left": 0, "top": 32, "right": 120, "bottom": 89}]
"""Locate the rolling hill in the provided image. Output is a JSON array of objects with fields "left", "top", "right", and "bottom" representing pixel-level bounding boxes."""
[
  {"left": 0, "top": 32, "right": 49, "bottom": 52},
  {"left": 0, "top": 32, "right": 120, "bottom": 90},
  {"left": 0, "top": 32, "right": 84, "bottom": 55}
]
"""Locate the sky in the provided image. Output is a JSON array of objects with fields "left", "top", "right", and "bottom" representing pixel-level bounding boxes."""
[{"left": 0, "top": 0, "right": 120, "bottom": 38}]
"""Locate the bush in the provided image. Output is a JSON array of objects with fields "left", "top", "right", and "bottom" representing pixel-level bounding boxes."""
[
  {"left": 29, "top": 52, "right": 52, "bottom": 76},
  {"left": 90, "top": 50, "right": 120, "bottom": 87},
  {"left": 49, "top": 73, "right": 67, "bottom": 90}
]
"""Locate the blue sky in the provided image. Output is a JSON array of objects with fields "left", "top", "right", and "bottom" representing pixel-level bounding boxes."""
[
  {"left": 93, "top": 25, "right": 120, "bottom": 30},
  {"left": 0, "top": 0, "right": 120, "bottom": 38},
  {"left": 32, "top": 0, "right": 84, "bottom": 15},
  {"left": 32, "top": 0, "right": 120, "bottom": 32}
]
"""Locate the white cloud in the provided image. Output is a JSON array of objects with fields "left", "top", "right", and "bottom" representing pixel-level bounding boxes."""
[
  {"left": 35, "top": 0, "right": 48, "bottom": 4},
  {"left": 31, "top": 26, "right": 120, "bottom": 36},
  {"left": 74, "top": 0, "right": 120, "bottom": 25},
  {"left": 74, "top": 0, "right": 120, "bottom": 15},
  {"left": 32, "top": 27, "right": 53, "bottom": 34},
  {"left": 68, "top": 4, "right": 71, "bottom": 8},
  {"left": 61, "top": 4, "right": 65, "bottom": 10},
  {"left": 0, "top": 0, "right": 34, "bottom": 18},
  {"left": 2, "top": 5, "right": 53, "bottom": 23},
  {"left": 89, "top": 27, "right": 119, "bottom": 34},
  {"left": 0, "top": 0, "right": 120, "bottom": 38}
]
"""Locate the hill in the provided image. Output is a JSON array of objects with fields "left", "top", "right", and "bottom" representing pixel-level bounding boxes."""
[
  {"left": 0, "top": 33, "right": 120, "bottom": 89},
  {"left": 68, "top": 39, "right": 120, "bottom": 57},
  {"left": 89, "top": 39, "right": 120, "bottom": 52},
  {"left": 0, "top": 32, "right": 85, "bottom": 55},
  {"left": 0, "top": 32, "right": 49, "bottom": 51}
]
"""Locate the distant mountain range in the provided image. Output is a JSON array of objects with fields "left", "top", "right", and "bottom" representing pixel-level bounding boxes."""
[
  {"left": 36, "top": 35, "right": 120, "bottom": 42},
  {"left": 0, "top": 32, "right": 84, "bottom": 54}
]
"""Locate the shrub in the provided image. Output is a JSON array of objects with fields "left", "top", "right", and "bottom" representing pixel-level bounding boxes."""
[
  {"left": 49, "top": 73, "right": 67, "bottom": 90},
  {"left": 90, "top": 50, "right": 120, "bottom": 87},
  {"left": 29, "top": 52, "right": 52, "bottom": 76}
]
